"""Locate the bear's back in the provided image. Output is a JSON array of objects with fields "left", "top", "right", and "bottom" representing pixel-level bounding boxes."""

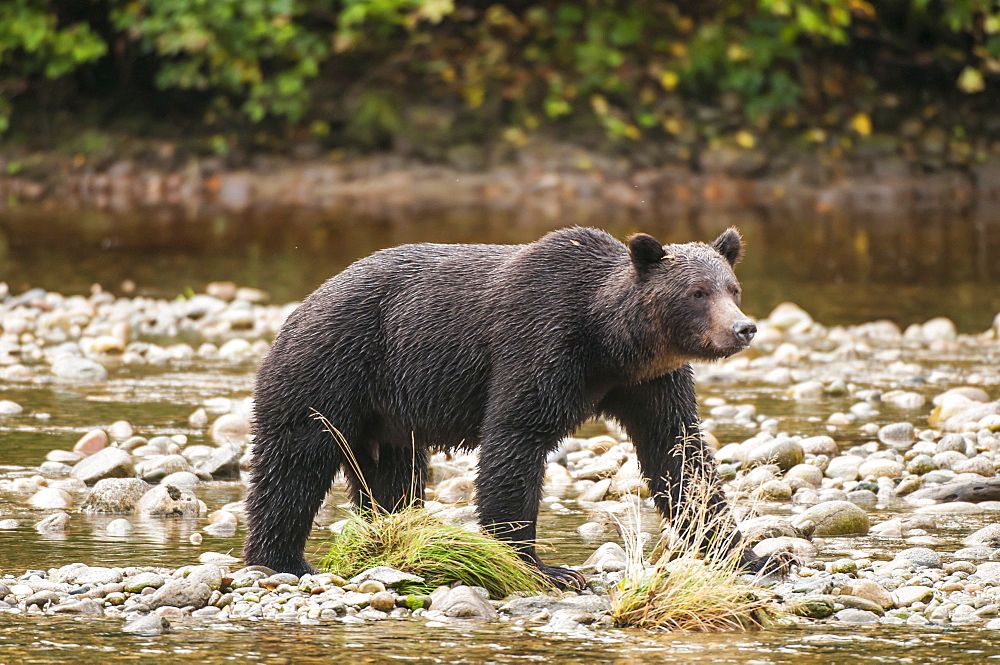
[{"left": 271, "top": 227, "right": 625, "bottom": 444}]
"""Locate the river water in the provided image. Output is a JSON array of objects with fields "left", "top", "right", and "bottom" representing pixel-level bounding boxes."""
[
  {"left": 2, "top": 203, "right": 1000, "bottom": 662},
  {"left": 2, "top": 204, "right": 999, "bottom": 331}
]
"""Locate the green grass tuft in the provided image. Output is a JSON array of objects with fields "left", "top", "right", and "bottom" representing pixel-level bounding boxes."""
[
  {"left": 318, "top": 507, "right": 551, "bottom": 599},
  {"left": 310, "top": 409, "right": 549, "bottom": 599}
]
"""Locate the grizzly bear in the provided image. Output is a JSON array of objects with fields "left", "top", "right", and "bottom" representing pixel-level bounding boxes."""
[{"left": 244, "top": 227, "right": 770, "bottom": 588}]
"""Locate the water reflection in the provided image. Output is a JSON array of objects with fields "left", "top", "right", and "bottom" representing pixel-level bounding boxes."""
[
  {"left": 0, "top": 616, "right": 997, "bottom": 664},
  {"left": 2, "top": 204, "right": 999, "bottom": 330}
]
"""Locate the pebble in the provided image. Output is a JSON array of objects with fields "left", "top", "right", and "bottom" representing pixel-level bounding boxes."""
[
  {"left": 70, "top": 448, "right": 136, "bottom": 484},
  {"left": 800, "top": 436, "right": 838, "bottom": 456},
  {"left": 834, "top": 608, "right": 881, "bottom": 624},
  {"left": 825, "top": 455, "right": 864, "bottom": 481},
  {"left": 790, "top": 501, "right": 870, "bottom": 537},
  {"left": 51, "top": 357, "right": 108, "bottom": 382},
  {"left": 893, "top": 586, "right": 933, "bottom": 607},
  {"left": 135, "top": 484, "right": 200, "bottom": 517},
  {"left": 877, "top": 422, "right": 915, "bottom": 446},
  {"left": 27, "top": 487, "right": 73, "bottom": 509},
  {"left": 35, "top": 512, "right": 70, "bottom": 533},
  {"left": 0, "top": 400, "right": 24, "bottom": 415},
  {"left": 744, "top": 438, "right": 804, "bottom": 472},
  {"left": 857, "top": 458, "right": 904, "bottom": 479},
  {"left": 210, "top": 414, "right": 252, "bottom": 445},
  {"left": 73, "top": 430, "right": 109, "bottom": 456}
]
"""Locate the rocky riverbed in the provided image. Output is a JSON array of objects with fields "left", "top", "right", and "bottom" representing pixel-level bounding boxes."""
[{"left": 2, "top": 282, "right": 1000, "bottom": 635}]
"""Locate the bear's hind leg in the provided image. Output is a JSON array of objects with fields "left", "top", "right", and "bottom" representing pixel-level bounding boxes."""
[{"left": 244, "top": 420, "right": 347, "bottom": 576}]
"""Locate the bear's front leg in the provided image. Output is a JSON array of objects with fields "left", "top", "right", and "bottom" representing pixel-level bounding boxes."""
[
  {"left": 476, "top": 423, "right": 587, "bottom": 591},
  {"left": 602, "top": 368, "right": 788, "bottom": 574}
]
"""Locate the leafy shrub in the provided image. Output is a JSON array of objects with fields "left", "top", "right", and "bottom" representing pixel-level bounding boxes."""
[{"left": 1, "top": 1, "right": 999, "bottom": 149}]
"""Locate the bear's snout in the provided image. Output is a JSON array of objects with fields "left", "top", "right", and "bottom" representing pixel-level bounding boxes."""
[{"left": 732, "top": 320, "right": 756, "bottom": 347}]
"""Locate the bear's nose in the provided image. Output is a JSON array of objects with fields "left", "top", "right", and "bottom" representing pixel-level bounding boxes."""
[{"left": 733, "top": 321, "right": 756, "bottom": 346}]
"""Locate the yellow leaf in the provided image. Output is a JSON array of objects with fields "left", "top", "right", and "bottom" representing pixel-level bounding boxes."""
[
  {"left": 850, "top": 112, "right": 872, "bottom": 136},
  {"left": 848, "top": 0, "right": 876, "bottom": 19},
  {"left": 463, "top": 85, "right": 485, "bottom": 109},
  {"left": 659, "top": 71, "right": 679, "bottom": 91},
  {"left": 806, "top": 128, "right": 826, "bottom": 143},
  {"left": 663, "top": 117, "right": 682, "bottom": 134},
  {"left": 502, "top": 127, "right": 529, "bottom": 146},
  {"left": 591, "top": 95, "right": 609, "bottom": 116},
  {"left": 957, "top": 66, "right": 985, "bottom": 94},
  {"left": 416, "top": 0, "right": 455, "bottom": 24},
  {"left": 735, "top": 130, "right": 755, "bottom": 148},
  {"left": 726, "top": 44, "right": 749, "bottom": 62},
  {"left": 624, "top": 125, "right": 641, "bottom": 140}
]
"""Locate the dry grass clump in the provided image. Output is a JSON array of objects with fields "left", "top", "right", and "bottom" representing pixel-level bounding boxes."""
[
  {"left": 610, "top": 553, "right": 778, "bottom": 631},
  {"left": 312, "top": 410, "right": 548, "bottom": 599},
  {"left": 609, "top": 434, "right": 783, "bottom": 631}
]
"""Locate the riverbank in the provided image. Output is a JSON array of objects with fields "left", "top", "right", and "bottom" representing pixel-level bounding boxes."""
[
  {"left": 2, "top": 283, "right": 1000, "bottom": 640},
  {"left": 2, "top": 139, "right": 999, "bottom": 220}
]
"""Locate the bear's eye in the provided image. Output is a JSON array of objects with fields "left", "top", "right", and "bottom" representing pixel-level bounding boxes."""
[{"left": 692, "top": 289, "right": 707, "bottom": 300}]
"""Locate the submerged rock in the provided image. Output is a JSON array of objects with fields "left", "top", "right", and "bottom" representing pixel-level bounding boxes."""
[
  {"left": 431, "top": 585, "right": 497, "bottom": 620},
  {"left": 81, "top": 478, "right": 151, "bottom": 513},
  {"left": 123, "top": 613, "right": 170, "bottom": 635},
  {"left": 135, "top": 484, "right": 200, "bottom": 517},
  {"left": 500, "top": 594, "right": 609, "bottom": 618},
  {"left": 27, "top": 487, "right": 73, "bottom": 509},
  {"left": 51, "top": 358, "right": 108, "bottom": 382},
  {"left": 35, "top": 512, "right": 71, "bottom": 533},
  {"left": 908, "top": 478, "right": 1000, "bottom": 503}
]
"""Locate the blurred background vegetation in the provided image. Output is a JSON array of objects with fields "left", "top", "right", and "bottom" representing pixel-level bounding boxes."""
[{"left": 1, "top": 0, "right": 998, "bottom": 165}]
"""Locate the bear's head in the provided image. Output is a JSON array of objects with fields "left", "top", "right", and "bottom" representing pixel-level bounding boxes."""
[{"left": 627, "top": 227, "right": 756, "bottom": 368}]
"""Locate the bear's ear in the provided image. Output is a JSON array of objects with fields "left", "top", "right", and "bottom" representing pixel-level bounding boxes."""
[
  {"left": 710, "top": 227, "right": 743, "bottom": 267},
  {"left": 628, "top": 233, "right": 666, "bottom": 267}
]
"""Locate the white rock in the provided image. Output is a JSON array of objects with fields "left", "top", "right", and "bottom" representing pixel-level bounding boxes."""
[{"left": 0, "top": 400, "right": 24, "bottom": 415}]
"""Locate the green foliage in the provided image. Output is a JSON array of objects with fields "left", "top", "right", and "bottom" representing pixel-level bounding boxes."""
[
  {"left": 0, "top": 0, "right": 107, "bottom": 133},
  {"left": 0, "top": 1, "right": 999, "bottom": 149},
  {"left": 110, "top": 0, "right": 330, "bottom": 123}
]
